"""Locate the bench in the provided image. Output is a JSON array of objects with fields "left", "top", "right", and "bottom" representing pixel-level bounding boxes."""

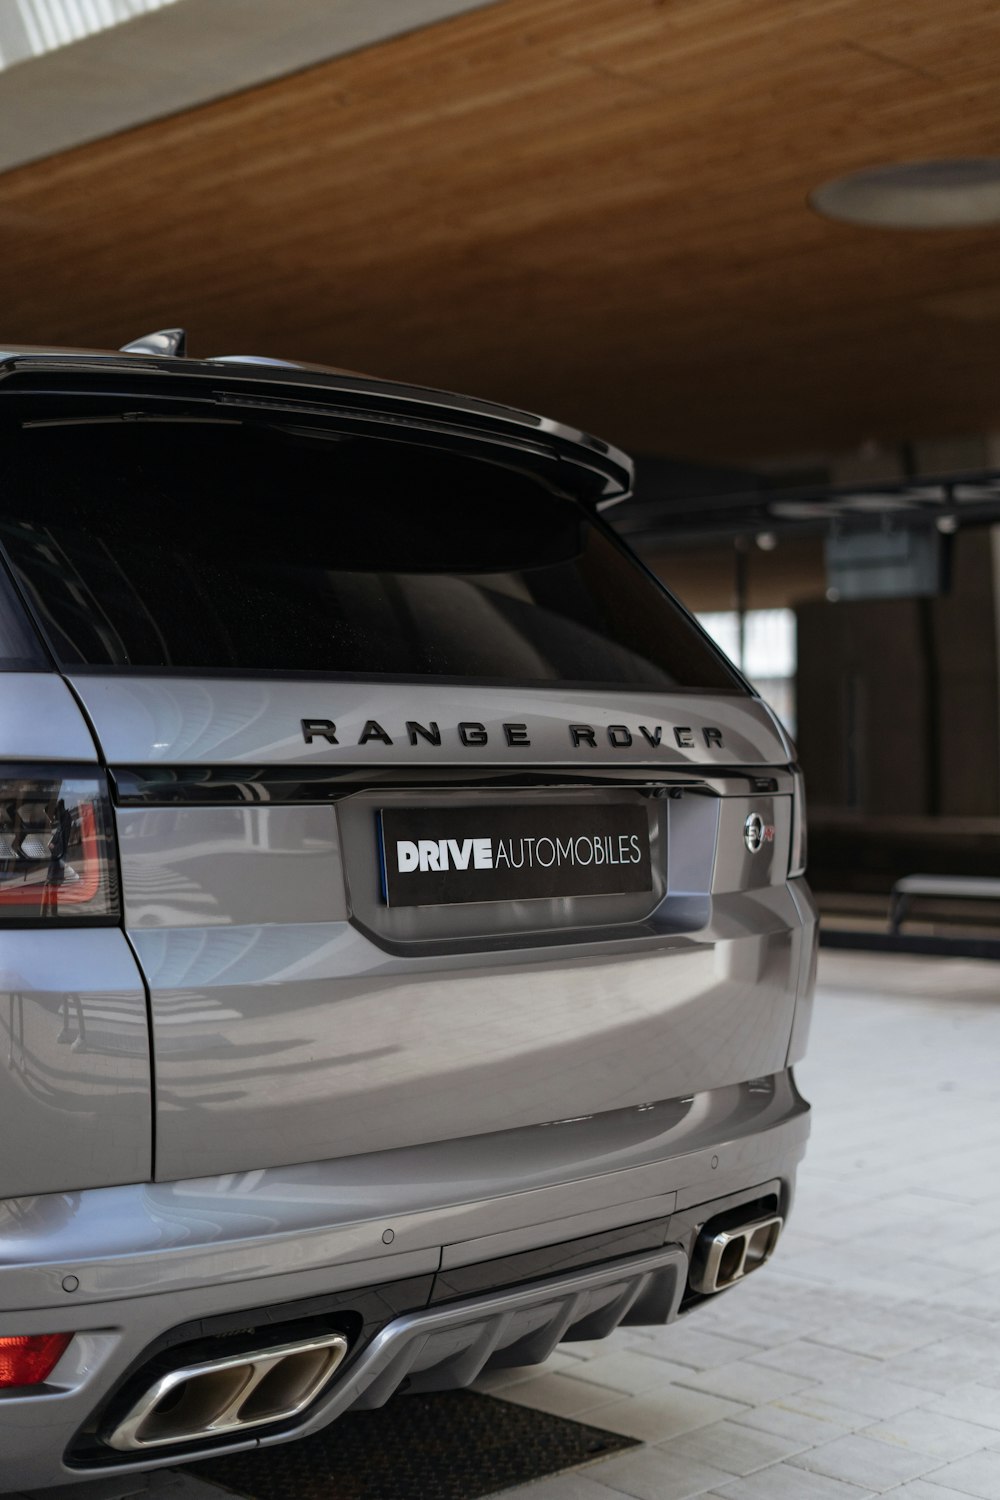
[{"left": 889, "top": 874, "right": 1000, "bottom": 934}]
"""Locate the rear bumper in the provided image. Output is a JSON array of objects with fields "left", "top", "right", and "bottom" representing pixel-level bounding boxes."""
[{"left": 0, "top": 1070, "right": 809, "bottom": 1489}]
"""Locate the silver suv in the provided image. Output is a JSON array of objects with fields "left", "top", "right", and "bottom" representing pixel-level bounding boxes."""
[{"left": 0, "top": 337, "right": 815, "bottom": 1489}]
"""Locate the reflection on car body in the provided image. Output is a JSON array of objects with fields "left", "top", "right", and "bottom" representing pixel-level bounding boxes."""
[{"left": 0, "top": 336, "right": 814, "bottom": 1488}]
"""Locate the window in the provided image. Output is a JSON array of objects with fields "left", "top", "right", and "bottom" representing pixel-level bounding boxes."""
[
  {"left": 0, "top": 421, "right": 742, "bottom": 692},
  {"left": 698, "top": 608, "right": 796, "bottom": 734}
]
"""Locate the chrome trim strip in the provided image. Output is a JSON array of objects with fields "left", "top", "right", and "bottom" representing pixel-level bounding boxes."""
[{"left": 110, "top": 763, "right": 789, "bottom": 807}]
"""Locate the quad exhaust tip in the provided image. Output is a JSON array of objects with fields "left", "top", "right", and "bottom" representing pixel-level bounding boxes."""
[
  {"left": 105, "top": 1332, "right": 349, "bottom": 1452},
  {"left": 689, "top": 1213, "right": 783, "bottom": 1296}
]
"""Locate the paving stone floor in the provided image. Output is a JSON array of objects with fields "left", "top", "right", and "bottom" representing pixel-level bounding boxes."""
[{"left": 24, "top": 949, "right": 1000, "bottom": 1500}]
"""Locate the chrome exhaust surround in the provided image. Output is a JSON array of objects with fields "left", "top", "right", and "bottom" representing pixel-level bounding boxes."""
[
  {"left": 104, "top": 1332, "right": 349, "bottom": 1452},
  {"left": 689, "top": 1213, "right": 783, "bottom": 1295}
]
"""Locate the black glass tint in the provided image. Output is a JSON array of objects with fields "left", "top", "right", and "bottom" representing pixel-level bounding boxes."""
[{"left": 0, "top": 422, "right": 740, "bottom": 690}]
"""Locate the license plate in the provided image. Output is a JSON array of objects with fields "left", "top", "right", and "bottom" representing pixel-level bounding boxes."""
[{"left": 378, "top": 804, "right": 653, "bottom": 908}]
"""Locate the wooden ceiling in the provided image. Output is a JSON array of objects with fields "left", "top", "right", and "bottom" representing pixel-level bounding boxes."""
[{"left": 2, "top": 0, "right": 1000, "bottom": 462}]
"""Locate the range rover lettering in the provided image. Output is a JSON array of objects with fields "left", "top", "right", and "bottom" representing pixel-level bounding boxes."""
[{"left": 0, "top": 333, "right": 815, "bottom": 1489}]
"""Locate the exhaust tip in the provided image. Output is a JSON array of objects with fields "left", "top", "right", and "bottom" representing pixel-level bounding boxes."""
[
  {"left": 689, "top": 1213, "right": 782, "bottom": 1295},
  {"left": 104, "top": 1332, "right": 349, "bottom": 1452}
]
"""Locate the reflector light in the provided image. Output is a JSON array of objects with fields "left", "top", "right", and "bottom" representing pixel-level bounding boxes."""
[
  {"left": 789, "top": 767, "right": 808, "bottom": 878},
  {"left": 0, "top": 1333, "right": 72, "bottom": 1387},
  {"left": 0, "top": 767, "right": 118, "bottom": 920}
]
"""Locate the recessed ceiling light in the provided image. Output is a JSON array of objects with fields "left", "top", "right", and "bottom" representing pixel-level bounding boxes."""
[{"left": 811, "top": 158, "right": 1000, "bottom": 229}]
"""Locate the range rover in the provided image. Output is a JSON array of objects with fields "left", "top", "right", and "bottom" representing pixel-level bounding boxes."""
[{"left": 0, "top": 332, "right": 815, "bottom": 1488}]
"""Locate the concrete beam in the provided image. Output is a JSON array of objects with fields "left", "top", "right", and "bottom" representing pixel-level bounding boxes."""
[{"left": 0, "top": 0, "right": 503, "bottom": 174}]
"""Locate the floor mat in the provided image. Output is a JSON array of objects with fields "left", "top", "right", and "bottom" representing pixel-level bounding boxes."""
[{"left": 185, "top": 1389, "right": 638, "bottom": 1500}]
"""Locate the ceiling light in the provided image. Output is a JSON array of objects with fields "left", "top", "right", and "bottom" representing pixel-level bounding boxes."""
[{"left": 811, "top": 159, "right": 1000, "bottom": 229}]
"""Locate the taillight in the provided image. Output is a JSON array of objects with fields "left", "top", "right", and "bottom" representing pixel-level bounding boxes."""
[
  {"left": 789, "top": 766, "right": 808, "bottom": 878},
  {"left": 0, "top": 767, "right": 118, "bottom": 921},
  {"left": 0, "top": 1333, "right": 72, "bottom": 1387}
]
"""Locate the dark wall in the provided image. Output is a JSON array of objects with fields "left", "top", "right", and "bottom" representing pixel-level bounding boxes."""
[
  {"left": 797, "top": 599, "right": 928, "bottom": 815},
  {"left": 796, "top": 530, "right": 998, "bottom": 819},
  {"left": 934, "top": 533, "right": 999, "bottom": 817},
  {"left": 651, "top": 537, "right": 825, "bottom": 612}
]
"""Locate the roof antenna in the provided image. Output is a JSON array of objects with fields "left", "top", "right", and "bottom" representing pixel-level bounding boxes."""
[{"left": 120, "top": 328, "right": 187, "bottom": 358}]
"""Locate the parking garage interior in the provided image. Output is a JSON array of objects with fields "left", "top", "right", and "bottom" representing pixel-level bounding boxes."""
[{"left": 4, "top": 2, "right": 1000, "bottom": 1498}]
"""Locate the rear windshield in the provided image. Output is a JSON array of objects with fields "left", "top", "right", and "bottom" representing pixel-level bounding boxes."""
[{"left": 0, "top": 422, "right": 740, "bottom": 691}]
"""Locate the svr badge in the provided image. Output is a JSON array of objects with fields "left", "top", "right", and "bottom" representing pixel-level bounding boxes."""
[{"left": 744, "top": 813, "right": 776, "bottom": 853}]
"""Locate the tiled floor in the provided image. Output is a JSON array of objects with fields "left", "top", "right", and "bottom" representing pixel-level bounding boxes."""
[
  {"left": 24, "top": 949, "right": 1000, "bottom": 1500},
  {"left": 483, "top": 949, "right": 1000, "bottom": 1500}
]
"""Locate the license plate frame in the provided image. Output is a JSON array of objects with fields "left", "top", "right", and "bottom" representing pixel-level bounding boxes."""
[{"left": 378, "top": 803, "right": 653, "bottom": 908}]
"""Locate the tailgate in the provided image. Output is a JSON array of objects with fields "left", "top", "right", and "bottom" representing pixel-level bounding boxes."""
[{"left": 74, "top": 675, "right": 801, "bottom": 1181}]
